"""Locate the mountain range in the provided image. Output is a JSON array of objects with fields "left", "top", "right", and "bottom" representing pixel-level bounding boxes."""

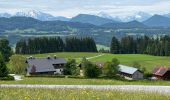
[
  {"left": 0, "top": 17, "right": 98, "bottom": 33},
  {"left": 0, "top": 10, "right": 70, "bottom": 21},
  {"left": 1, "top": 10, "right": 170, "bottom": 28}
]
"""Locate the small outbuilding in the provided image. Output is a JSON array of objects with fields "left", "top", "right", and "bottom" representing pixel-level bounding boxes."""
[
  {"left": 118, "top": 65, "right": 144, "bottom": 80},
  {"left": 152, "top": 67, "right": 170, "bottom": 80},
  {"left": 26, "top": 56, "right": 67, "bottom": 75}
]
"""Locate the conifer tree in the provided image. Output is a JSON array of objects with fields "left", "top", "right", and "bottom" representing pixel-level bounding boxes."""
[{"left": 0, "top": 53, "right": 8, "bottom": 77}]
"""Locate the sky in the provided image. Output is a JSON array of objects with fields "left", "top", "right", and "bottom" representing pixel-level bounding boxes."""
[{"left": 0, "top": 0, "right": 170, "bottom": 17}]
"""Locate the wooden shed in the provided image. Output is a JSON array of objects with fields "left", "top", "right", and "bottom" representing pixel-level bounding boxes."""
[
  {"left": 152, "top": 67, "right": 170, "bottom": 80},
  {"left": 118, "top": 65, "right": 144, "bottom": 80}
]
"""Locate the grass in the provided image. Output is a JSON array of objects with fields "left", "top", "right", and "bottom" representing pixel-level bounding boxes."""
[
  {"left": 0, "top": 77, "right": 170, "bottom": 85},
  {"left": 21, "top": 52, "right": 100, "bottom": 59},
  {"left": 14, "top": 52, "right": 170, "bottom": 72},
  {"left": 0, "top": 88, "right": 169, "bottom": 100}
]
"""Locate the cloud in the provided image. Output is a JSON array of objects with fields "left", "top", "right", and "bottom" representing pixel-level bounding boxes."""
[{"left": 0, "top": 0, "right": 169, "bottom": 17}]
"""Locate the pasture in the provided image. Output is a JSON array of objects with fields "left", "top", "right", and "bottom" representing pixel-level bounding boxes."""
[{"left": 13, "top": 52, "right": 170, "bottom": 72}]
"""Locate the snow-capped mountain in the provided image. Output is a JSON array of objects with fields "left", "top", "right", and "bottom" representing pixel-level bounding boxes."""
[
  {"left": 120, "top": 12, "right": 152, "bottom": 22},
  {"left": 14, "top": 10, "right": 69, "bottom": 21},
  {"left": 95, "top": 11, "right": 151, "bottom": 22},
  {"left": 0, "top": 13, "right": 11, "bottom": 18},
  {"left": 96, "top": 12, "right": 121, "bottom": 22},
  {"left": 15, "top": 10, "right": 54, "bottom": 21}
]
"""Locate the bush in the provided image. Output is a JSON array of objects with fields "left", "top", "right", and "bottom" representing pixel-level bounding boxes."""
[
  {"left": 0, "top": 75, "right": 14, "bottom": 80},
  {"left": 9, "top": 55, "right": 27, "bottom": 74},
  {"left": 63, "top": 59, "right": 80, "bottom": 76},
  {"left": 82, "top": 59, "right": 101, "bottom": 78},
  {"left": 144, "top": 72, "right": 153, "bottom": 78},
  {"left": 132, "top": 61, "right": 146, "bottom": 73},
  {"left": 102, "top": 58, "right": 120, "bottom": 78}
]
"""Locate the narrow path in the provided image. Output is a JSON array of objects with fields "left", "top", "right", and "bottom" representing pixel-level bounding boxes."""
[
  {"left": 86, "top": 54, "right": 105, "bottom": 60},
  {"left": 76, "top": 54, "right": 105, "bottom": 60},
  {"left": 1, "top": 85, "right": 170, "bottom": 95}
]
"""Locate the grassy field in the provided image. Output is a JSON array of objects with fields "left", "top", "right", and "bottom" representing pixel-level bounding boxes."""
[
  {"left": 0, "top": 77, "right": 170, "bottom": 85},
  {"left": 5, "top": 52, "right": 170, "bottom": 85},
  {"left": 0, "top": 88, "right": 169, "bottom": 100},
  {"left": 15, "top": 52, "right": 170, "bottom": 72}
]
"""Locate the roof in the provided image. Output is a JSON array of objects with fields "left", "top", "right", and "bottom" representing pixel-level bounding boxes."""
[
  {"left": 152, "top": 67, "right": 170, "bottom": 76},
  {"left": 118, "top": 65, "right": 139, "bottom": 75},
  {"left": 26, "top": 58, "right": 67, "bottom": 73}
]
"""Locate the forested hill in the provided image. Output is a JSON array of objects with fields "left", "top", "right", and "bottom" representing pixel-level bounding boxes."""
[
  {"left": 0, "top": 17, "right": 98, "bottom": 32},
  {"left": 102, "top": 20, "right": 147, "bottom": 29}
]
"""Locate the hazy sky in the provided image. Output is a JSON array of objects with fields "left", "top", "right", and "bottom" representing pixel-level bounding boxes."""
[{"left": 0, "top": 0, "right": 170, "bottom": 17}]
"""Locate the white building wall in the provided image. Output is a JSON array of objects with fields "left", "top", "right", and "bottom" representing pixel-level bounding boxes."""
[
  {"left": 132, "top": 71, "right": 143, "bottom": 80},
  {"left": 54, "top": 68, "right": 63, "bottom": 75}
]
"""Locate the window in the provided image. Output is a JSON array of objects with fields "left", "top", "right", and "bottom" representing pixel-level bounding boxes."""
[{"left": 53, "top": 64, "right": 63, "bottom": 69}]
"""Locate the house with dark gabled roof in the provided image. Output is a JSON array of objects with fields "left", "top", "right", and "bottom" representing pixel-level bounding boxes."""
[
  {"left": 152, "top": 67, "right": 170, "bottom": 80},
  {"left": 26, "top": 56, "right": 67, "bottom": 75}
]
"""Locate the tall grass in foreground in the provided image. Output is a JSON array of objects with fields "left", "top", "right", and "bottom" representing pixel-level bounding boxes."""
[{"left": 0, "top": 88, "right": 169, "bottom": 100}]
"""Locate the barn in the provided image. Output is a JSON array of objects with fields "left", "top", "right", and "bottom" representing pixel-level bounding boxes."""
[
  {"left": 26, "top": 56, "right": 67, "bottom": 75},
  {"left": 152, "top": 67, "right": 170, "bottom": 80},
  {"left": 118, "top": 65, "right": 144, "bottom": 80}
]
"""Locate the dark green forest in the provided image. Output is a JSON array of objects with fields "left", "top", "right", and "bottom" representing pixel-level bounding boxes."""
[
  {"left": 15, "top": 37, "right": 97, "bottom": 54},
  {"left": 110, "top": 36, "right": 170, "bottom": 56}
]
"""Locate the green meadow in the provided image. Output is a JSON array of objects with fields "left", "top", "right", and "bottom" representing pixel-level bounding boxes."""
[{"left": 16, "top": 52, "right": 170, "bottom": 72}]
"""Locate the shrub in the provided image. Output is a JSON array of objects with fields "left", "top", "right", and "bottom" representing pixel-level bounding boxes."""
[
  {"left": 82, "top": 59, "right": 101, "bottom": 78},
  {"left": 63, "top": 59, "right": 80, "bottom": 76},
  {"left": 102, "top": 58, "right": 120, "bottom": 78},
  {"left": 144, "top": 72, "right": 153, "bottom": 78},
  {"left": 132, "top": 61, "right": 146, "bottom": 73},
  {"left": 0, "top": 75, "right": 14, "bottom": 80},
  {"left": 9, "top": 55, "right": 27, "bottom": 74}
]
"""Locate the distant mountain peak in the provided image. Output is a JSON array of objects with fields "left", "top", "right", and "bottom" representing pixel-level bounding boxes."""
[
  {"left": 70, "top": 14, "right": 118, "bottom": 25},
  {"left": 143, "top": 14, "right": 170, "bottom": 27}
]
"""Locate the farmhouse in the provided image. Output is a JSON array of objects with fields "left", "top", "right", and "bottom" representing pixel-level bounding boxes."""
[
  {"left": 26, "top": 56, "right": 67, "bottom": 75},
  {"left": 118, "top": 65, "right": 144, "bottom": 80},
  {"left": 93, "top": 62, "right": 144, "bottom": 80},
  {"left": 152, "top": 67, "right": 170, "bottom": 80}
]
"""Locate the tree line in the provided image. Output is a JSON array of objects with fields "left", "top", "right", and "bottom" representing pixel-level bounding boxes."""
[
  {"left": 16, "top": 37, "right": 97, "bottom": 54},
  {"left": 110, "top": 35, "right": 170, "bottom": 56}
]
